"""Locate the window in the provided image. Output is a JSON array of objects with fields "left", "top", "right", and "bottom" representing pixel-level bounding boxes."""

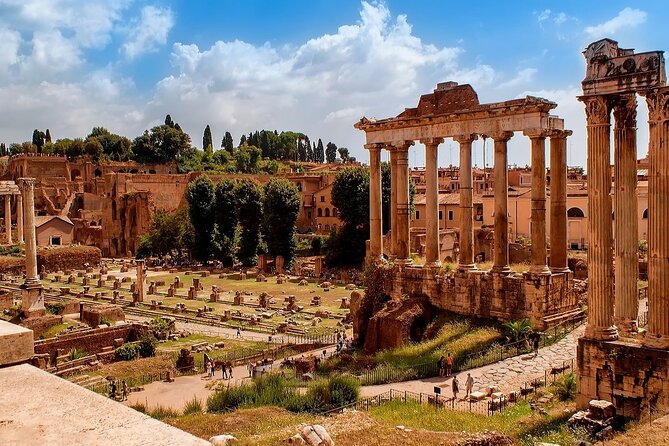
[
  {"left": 317, "top": 208, "right": 322, "bottom": 217},
  {"left": 567, "top": 207, "right": 585, "bottom": 218},
  {"left": 325, "top": 224, "right": 330, "bottom": 231},
  {"left": 320, "top": 196, "right": 325, "bottom": 202},
  {"left": 50, "top": 236, "right": 61, "bottom": 246},
  {"left": 415, "top": 210, "right": 420, "bottom": 220},
  {"left": 439, "top": 211, "right": 443, "bottom": 220},
  {"left": 325, "top": 208, "right": 330, "bottom": 217},
  {"left": 643, "top": 209, "right": 648, "bottom": 219},
  {"left": 307, "top": 211, "right": 312, "bottom": 219},
  {"left": 448, "top": 210, "right": 454, "bottom": 221}
]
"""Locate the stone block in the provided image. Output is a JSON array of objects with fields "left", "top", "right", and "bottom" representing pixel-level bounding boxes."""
[
  {"left": 589, "top": 400, "right": 615, "bottom": 420},
  {"left": 469, "top": 391, "right": 486, "bottom": 401},
  {"left": 0, "top": 321, "right": 34, "bottom": 366}
]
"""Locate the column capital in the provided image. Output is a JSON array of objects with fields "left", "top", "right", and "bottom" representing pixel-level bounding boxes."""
[
  {"left": 546, "top": 129, "right": 573, "bottom": 140},
  {"left": 612, "top": 95, "right": 637, "bottom": 130},
  {"left": 645, "top": 87, "right": 669, "bottom": 123},
  {"left": 490, "top": 131, "right": 514, "bottom": 142},
  {"left": 523, "top": 128, "right": 548, "bottom": 139},
  {"left": 579, "top": 95, "right": 613, "bottom": 126},
  {"left": 17, "top": 178, "right": 36, "bottom": 193},
  {"left": 364, "top": 143, "right": 385, "bottom": 152},
  {"left": 389, "top": 140, "right": 415, "bottom": 152},
  {"left": 453, "top": 134, "right": 478, "bottom": 145},
  {"left": 419, "top": 137, "right": 444, "bottom": 147}
]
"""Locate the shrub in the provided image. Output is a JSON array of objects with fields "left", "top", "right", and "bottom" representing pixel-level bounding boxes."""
[
  {"left": 552, "top": 372, "right": 577, "bottom": 401},
  {"left": 311, "top": 236, "right": 323, "bottom": 254},
  {"left": 503, "top": 319, "right": 533, "bottom": 343},
  {"left": 68, "top": 348, "right": 88, "bottom": 361},
  {"left": 45, "top": 302, "right": 65, "bottom": 315},
  {"left": 115, "top": 343, "right": 138, "bottom": 361},
  {"left": 149, "top": 316, "right": 175, "bottom": 339},
  {"left": 148, "top": 405, "right": 180, "bottom": 420},
  {"left": 327, "top": 375, "right": 359, "bottom": 408},
  {"left": 182, "top": 397, "right": 203, "bottom": 415},
  {"left": 304, "top": 381, "right": 331, "bottom": 412},
  {"left": 99, "top": 317, "right": 112, "bottom": 326},
  {"left": 137, "top": 333, "right": 157, "bottom": 358}
]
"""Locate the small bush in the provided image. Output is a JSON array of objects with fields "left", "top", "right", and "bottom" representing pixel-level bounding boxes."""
[
  {"left": 45, "top": 302, "right": 65, "bottom": 315},
  {"left": 137, "top": 333, "right": 157, "bottom": 358},
  {"left": 99, "top": 317, "right": 112, "bottom": 326},
  {"left": 129, "top": 402, "right": 147, "bottom": 414},
  {"left": 552, "top": 372, "right": 577, "bottom": 401},
  {"left": 311, "top": 236, "right": 323, "bottom": 254},
  {"left": 68, "top": 347, "right": 88, "bottom": 361},
  {"left": 182, "top": 397, "right": 203, "bottom": 415},
  {"left": 115, "top": 343, "right": 138, "bottom": 361},
  {"left": 328, "top": 375, "right": 360, "bottom": 407},
  {"left": 148, "top": 405, "right": 180, "bottom": 420}
]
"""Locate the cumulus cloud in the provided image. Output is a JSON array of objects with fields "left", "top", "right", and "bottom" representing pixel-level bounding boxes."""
[
  {"left": 122, "top": 5, "right": 175, "bottom": 60},
  {"left": 498, "top": 68, "right": 537, "bottom": 89},
  {"left": 585, "top": 7, "right": 647, "bottom": 38}
]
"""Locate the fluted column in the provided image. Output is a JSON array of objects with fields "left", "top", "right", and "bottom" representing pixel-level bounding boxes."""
[
  {"left": 613, "top": 95, "right": 639, "bottom": 336},
  {"left": 455, "top": 134, "right": 477, "bottom": 271},
  {"left": 580, "top": 95, "right": 617, "bottom": 341},
  {"left": 422, "top": 138, "right": 443, "bottom": 266},
  {"left": 525, "top": 130, "right": 549, "bottom": 274},
  {"left": 4, "top": 195, "right": 11, "bottom": 245},
  {"left": 644, "top": 87, "right": 669, "bottom": 348},
  {"left": 389, "top": 147, "right": 398, "bottom": 257},
  {"left": 394, "top": 141, "right": 413, "bottom": 262},
  {"left": 16, "top": 193, "right": 23, "bottom": 244},
  {"left": 367, "top": 143, "right": 384, "bottom": 261},
  {"left": 549, "top": 130, "right": 571, "bottom": 272},
  {"left": 492, "top": 132, "right": 513, "bottom": 273}
]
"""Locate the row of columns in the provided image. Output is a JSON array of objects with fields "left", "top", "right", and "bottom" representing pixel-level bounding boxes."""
[
  {"left": 367, "top": 129, "right": 571, "bottom": 275},
  {"left": 3, "top": 194, "right": 24, "bottom": 245},
  {"left": 581, "top": 88, "right": 669, "bottom": 347}
]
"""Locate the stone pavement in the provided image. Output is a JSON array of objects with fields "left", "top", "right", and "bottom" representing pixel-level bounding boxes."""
[{"left": 359, "top": 324, "right": 584, "bottom": 398}]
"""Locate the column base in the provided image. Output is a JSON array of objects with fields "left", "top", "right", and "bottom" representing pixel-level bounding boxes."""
[
  {"left": 529, "top": 265, "right": 551, "bottom": 275},
  {"left": 395, "top": 258, "right": 413, "bottom": 266},
  {"left": 643, "top": 332, "right": 669, "bottom": 349},
  {"left": 457, "top": 263, "right": 478, "bottom": 272},
  {"left": 616, "top": 318, "right": 638, "bottom": 337},
  {"left": 20, "top": 280, "right": 45, "bottom": 318},
  {"left": 425, "top": 261, "right": 442, "bottom": 269},
  {"left": 584, "top": 324, "right": 618, "bottom": 341},
  {"left": 550, "top": 266, "right": 571, "bottom": 274},
  {"left": 492, "top": 265, "right": 512, "bottom": 275}
]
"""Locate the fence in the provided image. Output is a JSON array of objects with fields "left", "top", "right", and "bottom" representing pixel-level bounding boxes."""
[{"left": 323, "top": 359, "right": 576, "bottom": 417}]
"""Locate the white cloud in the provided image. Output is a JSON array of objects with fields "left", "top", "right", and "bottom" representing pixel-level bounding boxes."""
[
  {"left": 0, "top": 27, "right": 21, "bottom": 70},
  {"left": 122, "top": 5, "right": 175, "bottom": 60},
  {"left": 585, "top": 7, "right": 647, "bottom": 37},
  {"left": 554, "top": 12, "right": 568, "bottom": 25},
  {"left": 498, "top": 68, "right": 537, "bottom": 89},
  {"left": 537, "top": 9, "right": 551, "bottom": 24}
]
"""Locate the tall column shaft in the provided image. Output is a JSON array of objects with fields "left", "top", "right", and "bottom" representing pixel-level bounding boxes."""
[
  {"left": 492, "top": 132, "right": 513, "bottom": 273},
  {"left": 644, "top": 88, "right": 669, "bottom": 348},
  {"left": 19, "top": 178, "right": 38, "bottom": 282},
  {"left": 367, "top": 144, "right": 383, "bottom": 260},
  {"left": 613, "top": 96, "right": 639, "bottom": 335},
  {"left": 16, "top": 194, "right": 23, "bottom": 244},
  {"left": 526, "top": 131, "right": 549, "bottom": 274},
  {"left": 456, "top": 135, "right": 477, "bottom": 270},
  {"left": 549, "top": 131, "right": 570, "bottom": 271},
  {"left": 4, "top": 195, "right": 11, "bottom": 245},
  {"left": 581, "top": 95, "right": 617, "bottom": 341},
  {"left": 422, "top": 138, "right": 443, "bottom": 266},
  {"left": 394, "top": 142, "right": 412, "bottom": 261},
  {"left": 389, "top": 148, "right": 398, "bottom": 257}
]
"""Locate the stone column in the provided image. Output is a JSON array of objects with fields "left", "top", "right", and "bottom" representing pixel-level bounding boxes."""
[
  {"left": 4, "top": 195, "right": 11, "bottom": 245},
  {"left": 525, "top": 130, "right": 550, "bottom": 274},
  {"left": 16, "top": 193, "right": 23, "bottom": 244},
  {"left": 455, "top": 134, "right": 477, "bottom": 271},
  {"left": 18, "top": 178, "right": 43, "bottom": 317},
  {"left": 389, "top": 147, "right": 398, "bottom": 257},
  {"left": 422, "top": 138, "right": 443, "bottom": 266},
  {"left": 644, "top": 87, "right": 669, "bottom": 348},
  {"left": 613, "top": 95, "right": 639, "bottom": 335},
  {"left": 549, "top": 130, "right": 571, "bottom": 272},
  {"left": 394, "top": 141, "right": 413, "bottom": 262},
  {"left": 580, "top": 95, "right": 617, "bottom": 341},
  {"left": 492, "top": 132, "right": 513, "bottom": 273},
  {"left": 134, "top": 259, "right": 145, "bottom": 304},
  {"left": 367, "top": 143, "right": 384, "bottom": 261}
]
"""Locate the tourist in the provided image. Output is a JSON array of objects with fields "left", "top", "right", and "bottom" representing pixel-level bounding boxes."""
[
  {"left": 228, "top": 363, "right": 233, "bottom": 379},
  {"left": 121, "top": 380, "right": 128, "bottom": 401},
  {"left": 236, "top": 327, "right": 242, "bottom": 338},
  {"left": 322, "top": 349, "right": 327, "bottom": 359},
  {"left": 247, "top": 361, "right": 253, "bottom": 378},
  {"left": 446, "top": 353, "right": 454, "bottom": 376},
  {"left": 465, "top": 373, "right": 474, "bottom": 399},
  {"left": 452, "top": 375, "right": 459, "bottom": 400},
  {"left": 205, "top": 360, "right": 211, "bottom": 378},
  {"left": 222, "top": 363, "right": 228, "bottom": 380},
  {"left": 437, "top": 356, "right": 445, "bottom": 377},
  {"left": 109, "top": 380, "right": 117, "bottom": 400},
  {"left": 533, "top": 335, "right": 540, "bottom": 357}
]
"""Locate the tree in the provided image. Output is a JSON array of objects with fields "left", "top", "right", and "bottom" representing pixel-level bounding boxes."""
[
  {"left": 235, "top": 145, "right": 262, "bottom": 173},
  {"left": 315, "top": 139, "right": 325, "bottom": 163},
  {"left": 222, "top": 131, "right": 234, "bottom": 154},
  {"left": 136, "top": 208, "right": 193, "bottom": 259},
  {"left": 132, "top": 116, "right": 192, "bottom": 164},
  {"left": 85, "top": 127, "right": 132, "bottom": 161},
  {"left": 185, "top": 175, "right": 216, "bottom": 261},
  {"left": 235, "top": 179, "right": 263, "bottom": 266},
  {"left": 84, "top": 139, "right": 103, "bottom": 161},
  {"left": 338, "top": 147, "right": 351, "bottom": 163},
  {"left": 305, "top": 136, "right": 314, "bottom": 162},
  {"left": 214, "top": 179, "right": 238, "bottom": 266},
  {"left": 263, "top": 178, "right": 301, "bottom": 266},
  {"left": 45, "top": 129, "right": 52, "bottom": 143},
  {"left": 203, "top": 125, "right": 213, "bottom": 154},
  {"left": 32, "top": 129, "right": 46, "bottom": 153},
  {"left": 325, "top": 142, "right": 337, "bottom": 163}
]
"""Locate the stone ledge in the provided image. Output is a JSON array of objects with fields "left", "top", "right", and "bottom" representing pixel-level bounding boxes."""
[{"left": 0, "top": 320, "right": 34, "bottom": 367}]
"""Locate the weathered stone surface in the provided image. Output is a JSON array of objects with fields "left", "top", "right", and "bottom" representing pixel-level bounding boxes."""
[
  {"left": 0, "top": 320, "right": 34, "bottom": 366},
  {"left": 363, "top": 297, "right": 433, "bottom": 353}
]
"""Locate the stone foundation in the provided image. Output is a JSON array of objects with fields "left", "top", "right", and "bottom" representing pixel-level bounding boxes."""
[{"left": 577, "top": 337, "right": 669, "bottom": 417}]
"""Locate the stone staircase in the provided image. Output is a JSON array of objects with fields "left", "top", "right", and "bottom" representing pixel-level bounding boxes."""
[
  {"left": 542, "top": 308, "right": 586, "bottom": 328},
  {"left": 68, "top": 374, "right": 108, "bottom": 390}
]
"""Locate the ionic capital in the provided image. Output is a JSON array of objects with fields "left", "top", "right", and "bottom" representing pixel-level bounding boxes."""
[
  {"left": 453, "top": 134, "right": 478, "bottom": 145},
  {"left": 523, "top": 128, "right": 548, "bottom": 139},
  {"left": 490, "top": 131, "right": 514, "bottom": 142},
  {"left": 645, "top": 87, "right": 669, "bottom": 123},
  {"left": 612, "top": 95, "right": 637, "bottom": 129},
  {"left": 18, "top": 178, "right": 36, "bottom": 193},
  {"left": 579, "top": 95, "right": 613, "bottom": 126},
  {"left": 420, "top": 138, "right": 444, "bottom": 147}
]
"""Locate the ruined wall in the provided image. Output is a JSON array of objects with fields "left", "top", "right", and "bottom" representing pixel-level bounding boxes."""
[{"left": 33, "top": 324, "right": 141, "bottom": 360}]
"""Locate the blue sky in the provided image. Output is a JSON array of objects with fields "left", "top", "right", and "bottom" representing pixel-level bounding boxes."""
[{"left": 0, "top": 1, "right": 666, "bottom": 169}]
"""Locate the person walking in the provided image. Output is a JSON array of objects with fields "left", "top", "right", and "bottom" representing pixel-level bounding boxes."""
[
  {"left": 452, "top": 375, "right": 460, "bottom": 400},
  {"left": 121, "top": 380, "right": 128, "bottom": 401},
  {"left": 236, "top": 327, "right": 242, "bottom": 338},
  {"left": 533, "top": 334, "right": 540, "bottom": 357},
  {"left": 247, "top": 361, "right": 253, "bottom": 378},
  {"left": 109, "top": 380, "right": 117, "bottom": 400},
  {"left": 446, "top": 353, "right": 454, "bottom": 376},
  {"left": 465, "top": 373, "right": 474, "bottom": 399},
  {"left": 228, "top": 362, "right": 233, "bottom": 380},
  {"left": 437, "top": 356, "right": 445, "bottom": 377}
]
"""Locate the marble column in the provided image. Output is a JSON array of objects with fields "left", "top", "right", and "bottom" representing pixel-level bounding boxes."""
[
  {"left": 525, "top": 130, "right": 550, "bottom": 274},
  {"left": 613, "top": 95, "right": 639, "bottom": 335},
  {"left": 394, "top": 141, "right": 413, "bottom": 262},
  {"left": 134, "top": 260, "right": 146, "bottom": 303},
  {"left": 16, "top": 193, "right": 23, "bottom": 244},
  {"left": 389, "top": 147, "right": 398, "bottom": 257},
  {"left": 455, "top": 134, "right": 477, "bottom": 271},
  {"left": 644, "top": 87, "right": 669, "bottom": 348},
  {"left": 19, "top": 177, "right": 43, "bottom": 316},
  {"left": 422, "top": 138, "right": 443, "bottom": 266},
  {"left": 549, "top": 130, "right": 571, "bottom": 272},
  {"left": 366, "top": 143, "right": 384, "bottom": 261},
  {"left": 4, "top": 195, "right": 11, "bottom": 245},
  {"left": 492, "top": 131, "right": 513, "bottom": 273},
  {"left": 580, "top": 95, "right": 617, "bottom": 341}
]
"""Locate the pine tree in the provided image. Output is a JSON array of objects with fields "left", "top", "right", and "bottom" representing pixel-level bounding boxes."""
[
  {"left": 326, "top": 142, "right": 337, "bottom": 163},
  {"left": 203, "top": 125, "right": 213, "bottom": 154},
  {"left": 239, "top": 134, "right": 247, "bottom": 146},
  {"left": 305, "top": 136, "right": 313, "bottom": 162},
  {"left": 315, "top": 139, "right": 325, "bottom": 163},
  {"left": 222, "top": 131, "right": 234, "bottom": 154},
  {"left": 45, "top": 129, "right": 52, "bottom": 143}
]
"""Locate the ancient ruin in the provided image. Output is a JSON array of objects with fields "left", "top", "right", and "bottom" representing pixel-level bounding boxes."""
[
  {"left": 355, "top": 82, "right": 579, "bottom": 350},
  {"left": 19, "top": 178, "right": 45, "bottom": 317},
  {"left": 577, "top": 38, "right": 669, "bottom": 416}
]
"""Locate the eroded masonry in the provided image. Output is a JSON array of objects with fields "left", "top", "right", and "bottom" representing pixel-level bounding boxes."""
[{"left": 355, "top": 82, "right": 579, "bottom": 351}]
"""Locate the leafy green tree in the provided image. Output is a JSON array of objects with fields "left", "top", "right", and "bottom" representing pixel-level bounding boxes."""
[
  {"left": 212, "top": 149, "right": 230, "bottom": 165},
  {"left": 132, "top": 116, "right": 192, "bottom": 164},
  {"left": 222, "top": 131, "right": 234, "bottom": 154},
  {"left": 315, "top": 139, "right": 324, "bottom": 163},
  {"left": 263, "top": 178, "right": 300, "bottom": 266},
  {"left": 136, "top": 208, "right": 193, "bottom": 259},
  {"left": 86, "top": 127, "right": 132, "bottom": 161},
  {"left": 32, "top": 129, "right": 46, "bottom": 153},
  {"left": 84, "top": 139, "right": 103, "bottom": 161},
  {"left": 45, "top": 129, "right": 52, "bottom": 143},
  {"left": 338, "top": 147, "right": 352, "bottom": 163},
  {"left": 325, "top": 142, "right": 337, "bottom": 164},
  {"left": 186, "top": 175, "right": 216, "bottom": 261},
  {"left": 0, "top": 143, "right": 6, "bottom": 156},
  {"left": 66, "top": 138, "right": 85, "bottom": 158},
  {"left": 306, "top": 137, "right": 314, "bottom": 162},
  {"left": 203, "top": 125, "right": 213, "bottom": 154},
  {"left": 235, "top": 179, "right": 263, "bottom": 266},
  {"left": 214, "top": 179, "right": 238, "bottom": 266},
  {"left": 235, "top": 145, "right": 262, "bottom": 173}
]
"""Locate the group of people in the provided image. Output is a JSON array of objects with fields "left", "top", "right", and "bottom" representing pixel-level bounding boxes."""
[
  {"left": 205, "top": 360, "right": 234, "bottom": 380},
  {"left": 108, "top": 379, "right": 128, "bottom": 401},
  {"left": 437, "top": 354, "right": 475, "bottom": 400},
  {"left": 437, "top": 353, "right": 454, "bottom": 377}
]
